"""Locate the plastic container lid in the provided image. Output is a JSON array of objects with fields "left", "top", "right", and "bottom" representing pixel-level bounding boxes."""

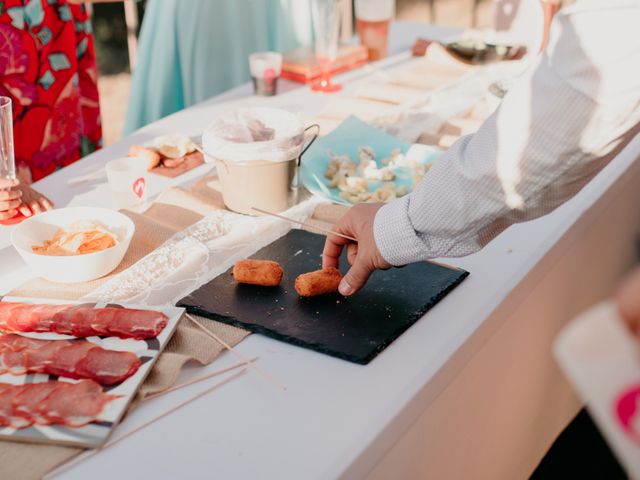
[{"left": 202, "top": 108, "right": 305, "bottom": 164}]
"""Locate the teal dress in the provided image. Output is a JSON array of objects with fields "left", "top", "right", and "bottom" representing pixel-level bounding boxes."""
[{"left": 124, "top": 0, "right": 312, "bottom": 134}]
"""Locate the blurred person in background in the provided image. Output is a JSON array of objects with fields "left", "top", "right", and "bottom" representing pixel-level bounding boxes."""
[
  {"left": 123, "top": 0, "right": 313, "bottom": 134},
  {"left": 0, "top": 0, "right": 107, "bottom": 218}
]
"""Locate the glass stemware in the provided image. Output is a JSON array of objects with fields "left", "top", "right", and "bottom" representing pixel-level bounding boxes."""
[
  {"left": 310, "top": 0, "right": 342, "bottom": 93},
  {"left": 0, "top": 96, "right": 22, "bottom": 224},
  {"left": 0, "top": 97, "right": 15, "bottom": 182}
]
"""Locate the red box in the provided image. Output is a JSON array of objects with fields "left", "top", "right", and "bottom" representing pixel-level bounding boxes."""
[{"left": 281, "top": 44, "right": 369, "bottom": 84}]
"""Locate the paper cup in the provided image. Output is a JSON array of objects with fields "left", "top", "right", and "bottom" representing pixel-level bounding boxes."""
[
  {"left": 105, "top": 157, "right": 147, "bottom": 210},
  {"left": 249, "top": 52, "right": 283, "bottom": 97},
  {"left": 215, "top": 158, "right": 297, "bottom": 215},
  {"left": 355, "top": 0, "right": 394, "bottom": 60}
]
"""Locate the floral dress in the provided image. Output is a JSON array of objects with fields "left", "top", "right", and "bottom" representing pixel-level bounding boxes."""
[{"left": 0, "top": 0, "right": 101, "bottom": 182}]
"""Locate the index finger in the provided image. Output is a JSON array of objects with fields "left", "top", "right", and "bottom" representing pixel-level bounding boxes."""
[{"left": 322, "top": 233, "right": 350, "bottom": 269}]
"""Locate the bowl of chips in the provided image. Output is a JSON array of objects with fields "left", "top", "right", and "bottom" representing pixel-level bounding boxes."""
[{"left": 11, "top": 207, "right": 135, "bottom": 283}]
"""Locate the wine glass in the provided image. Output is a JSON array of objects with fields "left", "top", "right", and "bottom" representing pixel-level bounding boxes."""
[
  {"left": 310, "top": 0, "right": 342, "bottom": 93},
  {"left": 0, "top": 96, "right": 21, "bottom": 224},
  {"left": 0, "top": 97, "right": 15, "bottom": 182}
]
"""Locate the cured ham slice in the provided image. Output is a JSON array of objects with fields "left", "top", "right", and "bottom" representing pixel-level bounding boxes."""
[
  {"left": 76, "top": 348, "right": 141, "bottom": 386},
  {"left": 0, "top": 380, "right": 116, "bottom": 429},
  {"left": 0, "top": 335, "right": 141, "bottom": 385},
  {"left": 0, "top": 302, "right": 167, "bottom": 340},
  {"left": 0, "top": 350, "right": 28, "bottom": 376},
  {"left": 106, "top": 309, "right": 167, "bottom": 339},
  {"left": 5, "top": 306, "right": 31, "bottom": 333},
  {"left": 0, "top": 336, "right": 46, "bottom": 375},
  {"left": 24, "top": 340, "right": 70, "bottom": 373},
  {"left": 12, "top": 381, "right": 60, "bottom": 425},
  {"left": 90, "top": 309, "right": 114, "bottom": 337},
  {"left": 0, "top": 384, "right": 31, "bottom": 428},
  {"left": 38, "top": 380, "right": 115, "bottom": 427},
  {"left": 47, "top": 342, "right": 97, "bottom": 379}
]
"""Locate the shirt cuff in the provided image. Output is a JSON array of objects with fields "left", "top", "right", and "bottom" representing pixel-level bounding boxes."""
[{"left": 373, "top": 196, "right": 432, "bottom": 266}]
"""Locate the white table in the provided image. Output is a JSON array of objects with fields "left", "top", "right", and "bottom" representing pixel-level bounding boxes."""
[{"left": 1, "top": 23, "right": 639, "bottom": 480}]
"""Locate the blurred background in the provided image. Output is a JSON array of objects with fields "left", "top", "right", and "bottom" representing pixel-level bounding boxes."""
[{"left": 92, "top": 0, "right": 525, "bottom": 146}]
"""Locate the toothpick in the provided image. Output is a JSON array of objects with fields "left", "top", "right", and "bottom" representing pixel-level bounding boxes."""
[
  {"left": 141, "top": 357, "right": 257, "bottom": 403},
  {"left": 251, "top": 206, "right": 358, "bottom": 242},
  {"left": 105, "top": 368, "right": 246, "bottom": 448},
  {"left": 185, "top": 313, "right": 287, "bottom": 391},
  {"left": 251, "top": 206, "right": 464, "bottom": 272}
]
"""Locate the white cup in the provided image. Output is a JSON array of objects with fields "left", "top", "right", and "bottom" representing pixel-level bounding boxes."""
[
  {"left": 354, "top": 0, "right": 395, "bottom": 61},
  {"left": 355, "top": 0, "right": 395, "bottom": 21},
  {"left": 105, "top": 157, "right": 147, "bottom": 210},
  {"left": 249, "top": 51, "right": 283, "bottom": 96}
]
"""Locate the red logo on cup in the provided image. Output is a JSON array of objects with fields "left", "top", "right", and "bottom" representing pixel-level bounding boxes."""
[
  {"left": 133, "top": 177, "right": 146, "bottom": 199},
  {"left": 614, "top": 383, "right": 640, "bottom": 445},
  {"left": 263, "top": 67, "right": 276, "bottom": 83}
]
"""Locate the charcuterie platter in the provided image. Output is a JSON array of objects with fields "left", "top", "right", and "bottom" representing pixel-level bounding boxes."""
[{"left": 0, "top": 296, "right": 183, "bottom": 448}]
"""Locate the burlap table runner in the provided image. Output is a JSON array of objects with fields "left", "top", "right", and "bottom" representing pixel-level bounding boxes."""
[{"left": 1, "top": 176, "right": 347, "bottom": 480}]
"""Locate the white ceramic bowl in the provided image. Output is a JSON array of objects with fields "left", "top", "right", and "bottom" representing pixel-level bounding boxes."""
[{"left": 11, "top": 207, "right": 135, "bottom": 283}]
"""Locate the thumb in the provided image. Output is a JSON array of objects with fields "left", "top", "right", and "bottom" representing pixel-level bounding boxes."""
[{"left": 339, "top": 259, "right": 374, "bottom": 296}]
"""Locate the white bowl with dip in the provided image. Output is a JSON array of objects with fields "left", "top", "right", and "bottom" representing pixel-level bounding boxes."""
[{"left": 11, "top": 207, "right": 135, "bottom": 283}]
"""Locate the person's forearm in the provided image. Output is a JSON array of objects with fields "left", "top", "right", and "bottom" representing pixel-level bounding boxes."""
[
  {"left": 374, "top": 3, "right": 640, "bottom": 265},
  {"left": 374, "top": 75, "right": 605, "bottom": 265}
]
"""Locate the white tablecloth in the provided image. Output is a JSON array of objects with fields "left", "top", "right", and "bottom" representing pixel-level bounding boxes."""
[{"left": 0, "top": 22, "right": 639, "bottom": 480}]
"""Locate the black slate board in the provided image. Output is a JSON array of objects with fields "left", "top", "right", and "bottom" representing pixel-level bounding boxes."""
[{"left": 178, "top": 230, "right": 468, "bottom": 364}]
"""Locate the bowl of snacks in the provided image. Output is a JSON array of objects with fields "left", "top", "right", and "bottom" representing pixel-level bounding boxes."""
[
  {"left": 11, "top": 207, "right": 135, "bottom": 283},
  {"left": 300, "top": 116, "right": 441, "bottom": 205},
  {"left": 444, "top": 38, "right": 525, "bottom": 65}
]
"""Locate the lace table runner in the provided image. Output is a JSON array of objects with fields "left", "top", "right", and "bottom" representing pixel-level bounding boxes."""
[{"left": 1, "top": 177, "right": 328, "bottom": 480}]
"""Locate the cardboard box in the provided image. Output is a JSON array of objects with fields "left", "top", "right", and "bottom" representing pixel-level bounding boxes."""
[{"left": 281, "top": 44, "right": 368, "bottom": 84}]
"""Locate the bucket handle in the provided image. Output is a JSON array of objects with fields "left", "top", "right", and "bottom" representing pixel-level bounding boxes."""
[
  {"left": 194, "top": 143, "right": 232, "bottom": 174},
  {"left": 298, "top": 124, "right": 320, "bottom": 166},
  {"left": 218, "top": 158, "right": 230, "bottom": 175}
]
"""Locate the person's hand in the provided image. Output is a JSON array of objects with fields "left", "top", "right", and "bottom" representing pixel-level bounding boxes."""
[
  {"left": 322, "top": 203, "right": 392, "bottom": 296},
  {"left": 615, "top": 267, "right": 640, "bottom": 342},
  {"left": 0, "top": 178, "right": 22, "bottom": 221},
  {"left": 16, "top": 183, "right": 53, "bottom": 217}
]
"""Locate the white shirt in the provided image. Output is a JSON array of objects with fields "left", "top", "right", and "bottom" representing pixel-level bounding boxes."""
[{"left": 374, "top": 0, "right": 640, "bottom": 265}]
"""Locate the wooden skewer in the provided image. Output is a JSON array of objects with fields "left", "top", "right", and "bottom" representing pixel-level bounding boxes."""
[
  {"left": 251, "top": 206, "right": 465, "bottom": 272},
  {"left": 141, "top": 357, "right": 257, "bottom": 403},
  {"left": 185, "top": 313, "right": 287, "bottom": 391},
  {"left": 46, "top": 368, "right": 247, "bottom": 479},
  {"left": 251, "top": 206, "right": 357, "bottom": 242},
  {"left": 105, "top": 368, "right": 246, "bottom": 448}
]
